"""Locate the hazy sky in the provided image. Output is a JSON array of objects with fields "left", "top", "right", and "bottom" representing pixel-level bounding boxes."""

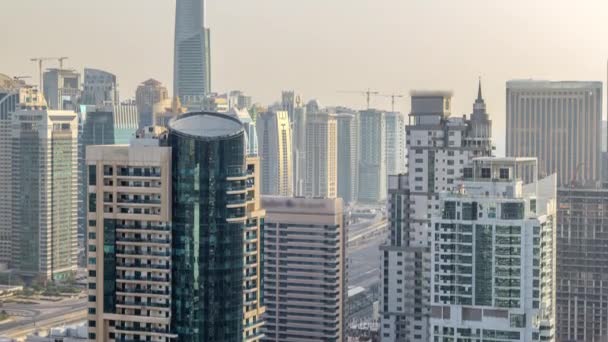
[{"left": 3, "top": 0, "right": 608, "bottom": 155}]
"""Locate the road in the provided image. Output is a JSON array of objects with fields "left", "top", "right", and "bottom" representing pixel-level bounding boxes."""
[
  {"left": 0, "top": 297, "right": 87, "bottom": 339},
  {"left": 347, "top": 214, "right": 388, "bottom": 290}
]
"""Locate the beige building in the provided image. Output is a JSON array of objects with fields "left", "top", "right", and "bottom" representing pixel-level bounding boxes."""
[
  {"left": 304, "top": 112, "right": 338, "bottom": 198},
  {"left": 87, "top": 113, "right": 266, "bottom": 341},
  {"left": 256, "top": 110, "right": 293, "bottom": 196},
  {"left": 506, "top": 80, "right": 602, "bottom": 186},
  {"left": 86, "top": 129, "right": 174, "bottom": 342},
  {"left": 135, "top": 79, "right": 169, "bottom": 127},
  {"left": 262, "top": 196, "right": 345, "bottom": 342}
]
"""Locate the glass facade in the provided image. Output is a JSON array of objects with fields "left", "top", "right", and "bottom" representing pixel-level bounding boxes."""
[{"left": 169, "top": 113, "right": 248, "bottom": 341}]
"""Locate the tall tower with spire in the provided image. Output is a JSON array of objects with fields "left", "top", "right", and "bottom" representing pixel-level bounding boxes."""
[
  {"left": 174, "top": 0, "right": 211, "bottom": 107},
  {"left": 469, "top": 78, "right": 492, "bottom": 142}
]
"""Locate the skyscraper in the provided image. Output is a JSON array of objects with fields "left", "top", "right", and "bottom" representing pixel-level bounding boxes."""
[
  {"left": 555, "top": 188, "right": 608, "bottom": 342},
  {"left": 12, "top": 105, "right": 78, "bottom": 281},
  {"left": 292, "top": 103, "right": 307, "bottom": 196},
  {"left": 304, "top": 111, "right": 338, "bottom": 198},
  {"left": 430, "top": 158, "right": 556, "bottom": 342},
  {"left": 87, "top": 112, "right": 265, "bottom": 341},
  {"left": 380, "top": 88, "right": 493, "bottom": 342},
  {"left": 43, "top": 68, "right": 81, "bottom": 111},
  {"left": 336, "top": 111, "right": 359, "bottom": 204},
  {"left": 506, "top": 80, "right": 602, "bottom": 186},
  {"left": 262, "top": 196, "right": 345, "bottom": 342},
  {"left": 0, "top": 74, "right": 24, "bottom": 269},
  {"left": 174, "top": 0, "right": 211, "bottom": 106},
  {"left": 385, "top": 111, "right": 406, "bottom": 177},
  {"left": 135, "top": 79, "right": 170, "bottom": 129},
  {"left": 256, "top": 110, "right": 293, "bottom": 196},
  {"left": 82, "top": 68, "right": 119, "bottom": 106},
  {"left": 358, "top": 109, "right": 386, "bottom": 203}
]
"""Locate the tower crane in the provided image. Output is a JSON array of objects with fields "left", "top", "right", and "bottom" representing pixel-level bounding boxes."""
[
  {"left": 338, "top": 89, "right": 380, "bottom": 109},
  {"left": 380, "top": 93, "right": 405, "bottom": 112},
  {"left": 30, "top": 57, "right": 69, "bottom": 90}
]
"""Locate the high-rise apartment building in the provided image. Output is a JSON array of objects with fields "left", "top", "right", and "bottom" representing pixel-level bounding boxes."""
[
  {"left": 0, "top": 74, "right": 26, "bottom": 269},
  {"left": 380, "top": 88, "right": 493, "bottom": 342},
  {"left": 12, "top": 106, "right": 78, "bottom": 281},
  {"left": 292, "top": 104, "right": 307, "bottom": 196},
  {"left": 281, "top": 91, "right": 302, "bottom": 122},
  {"left": 82, "top": 68, "right": 119, "bottom": 106},
  {"left": 555, "top": 188, "right": 608, "bottom": 342},
  {"left": 358, "top": 109, "right": 386, "bottom": 203},
  {"left": 227, "top": 107, "right": 258, "bottom": 156},
  {"left": 87, "top": 112, "right": 265, "bottom": 341},
  {"left": 385, "top": 111, "right": 406, "bottom": 177},
  {"left": 256, "top": 110, "right": 293, "bottom": 196},
  {"left": 336, "top": 111, "right": 359, "bottom": 204},
  {"left": 228, "top": 90, "right": 252, "bottom": 111},
  {"left": 430, "top": 158, "right": 556, "bottom": 342},
  {"left": 304, "top": 112, "right": 338, "bottom": 198},
  {"left": 262, "top": 196, "right": 345, "bottom": 342},
  {"left": 506, "top": 80, "right": 602, "bottom": 187},
  {"left": 135, "top": 79, "right": 170, "bottom": 129},
  {"left": 174, "top": 0, "right": 211, "bottom": 106},
  {"left": 43, "top": 68, "right": 81, "bottom": 111}
]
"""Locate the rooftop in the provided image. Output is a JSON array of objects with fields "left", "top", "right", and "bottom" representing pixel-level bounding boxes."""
[
  {"left": 507, "top": 79, "right": 602, "bottom": 89},
  {"left": 169, "top": 111, "right": 244, "bottom": 139}
]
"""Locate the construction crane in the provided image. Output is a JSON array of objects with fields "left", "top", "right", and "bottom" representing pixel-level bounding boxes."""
[
  {"left": 338, "top": 89, "right": 380, "bottom": 109},
  {"left": 380, "top": 93, "right": 405, "bottom": 112},
  {"left": 30, "top": 57, "right": 69, "bottom": 90}
]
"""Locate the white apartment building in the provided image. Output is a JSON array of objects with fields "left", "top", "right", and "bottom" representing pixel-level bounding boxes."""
[
  {"left": 430, "top": 157, "right": 556, "bottom": 342},
  {"left": 380, "top": 87, "right": 493, "bottom": 342}
]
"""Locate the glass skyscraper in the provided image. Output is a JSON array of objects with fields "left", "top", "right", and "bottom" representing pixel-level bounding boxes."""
[
  {"left": 174, "top": 0, "right": 211, "bottom": 106},
  {"left": 87, "top": 112, "right": 265, "bottom": 341}
]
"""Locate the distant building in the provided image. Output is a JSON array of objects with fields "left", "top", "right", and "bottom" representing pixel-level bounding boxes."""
[
  {"left": 336, "top": 111, "right": 359, "bottom": 204},
  {"left": 201, "top": 93, "right": 229, "bottom": 113},
  {"left": 11, "top": 106, "right": 78, "bottom": 281},
  {"left": 358, "top": 109, "right": 386, "bottom": 203},
  {"left": 281, "top": 90, "right": 303, "bottom": 121},
  {"left": 304, "top": 111, "right": 338, "bottom": 198},
  {"left": 555, "top": 188, "right": 608, "bottom": 341},
  {"left": 262, "top": 196, "right": 345, "bottom": 342},
  {"left": 26, "top": 322, "right": 87, "bottom": 341},
  {"left": 152, "top": 96, "right": 186, "bottom": 128},
  {"left": 174, "top": 0, "right": 211, "bottom": 105},
  {"left": 227, "top": 107, "right": 258, "bottom": 156},
  {"left": 292, "top": 105, "right": 307, "bottom": 196},
  {"left": 256, "top": 110, "right": 293, "bottom": 196},
  {"left": 506, "top": 80, "right": 602, "bottom": 186},
  {"left": 430, "top": 158, "right": 556, "bottom": 342},
  {"left": 43, "top": 68, "right": 81, "bottom": 111},
  {"left": 385, "top": 112, "right": 406, "bottom": 177},
  {"left": 228, "top": 90, "right": 252, "bottom": 110},
  {"left": 135, "top": 79, "right": 169, "bottom": 128},
  {"left": 82, "top": 68, "right": 119, "bottom": 106}
]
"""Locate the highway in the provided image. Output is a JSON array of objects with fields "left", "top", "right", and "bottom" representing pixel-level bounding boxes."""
[
  {"left": 0, "top": 297, "right": 86, "bottom": 339},
  {"left": 347, "top": 215, "right": 388, "bottom": 290}
]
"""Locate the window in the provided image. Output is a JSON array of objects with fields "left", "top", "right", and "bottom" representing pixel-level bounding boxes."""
[
  {"left": 88, "top": 194, "right": 96, "bottom": 212},
  {"left": 462, "top": 202, "right": 477, "bottom": 221},
  {"left": 463, "top": 168, "right": 473, "bottom": 179},
  {"left": 481, "top": 168, "right": 491, "bottom": 178},
  {"left": 88, "top": 258, "right": 96, "bottom": 265},
  {"left": 499, "top": 168, "right": 510, "bottom": 179},
  {"left": 443, "top": 202, "right": 457, "bottom": 219},
  {"left": 88, "top": 165, "right": 97, "bottom": 185},
  {"left": 501, "top": 202, "right": 524, "bottom": 220}
]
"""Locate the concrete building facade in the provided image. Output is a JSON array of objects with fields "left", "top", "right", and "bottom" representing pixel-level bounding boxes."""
[
  {"left": 262, "top": 196, "right": 345, "bottom": 342},
  {"left": 82, "top": 68, "right": 119, "bottom": 106},
  {"left": 304, "top": 112, "right": 338, "bottom": 198},
  {"left": 358, "top": 109, "right": 387, "bottom": 203},
  {"left": 385, "top": 111, "right": 406, "bottom": 177},
  {"left": 135, "top": 79, "right": 169, "bottom": 129},
  {"left": 506, "top": 80, "right": 602, "bottom": 187},
  {"left": 380, "top": 88, "right": 493, "bottom": 342},
  {"left": 43, "top": 68, "right": 81, "bottom": 111},
  {"left": 256, "top": 110, "right": 293, "bottom": 196},
  {"left": 430, "top": 158, "right": 556, "bottom": 342},
  {"left": 336, "top": 111, "right": 359, "bottom": 204}
]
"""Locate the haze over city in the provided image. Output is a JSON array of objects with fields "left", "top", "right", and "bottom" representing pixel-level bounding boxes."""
[
  {"left": 3, "top": 0, "right": 608, "bottom": 155},
  {"left": 2, "top": 1, "right": 608, "bottom": 341}
]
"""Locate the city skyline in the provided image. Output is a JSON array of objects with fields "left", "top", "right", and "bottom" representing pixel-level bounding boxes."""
[{"left": 4, "top": 0, "right": 608, "bottom": 155}]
